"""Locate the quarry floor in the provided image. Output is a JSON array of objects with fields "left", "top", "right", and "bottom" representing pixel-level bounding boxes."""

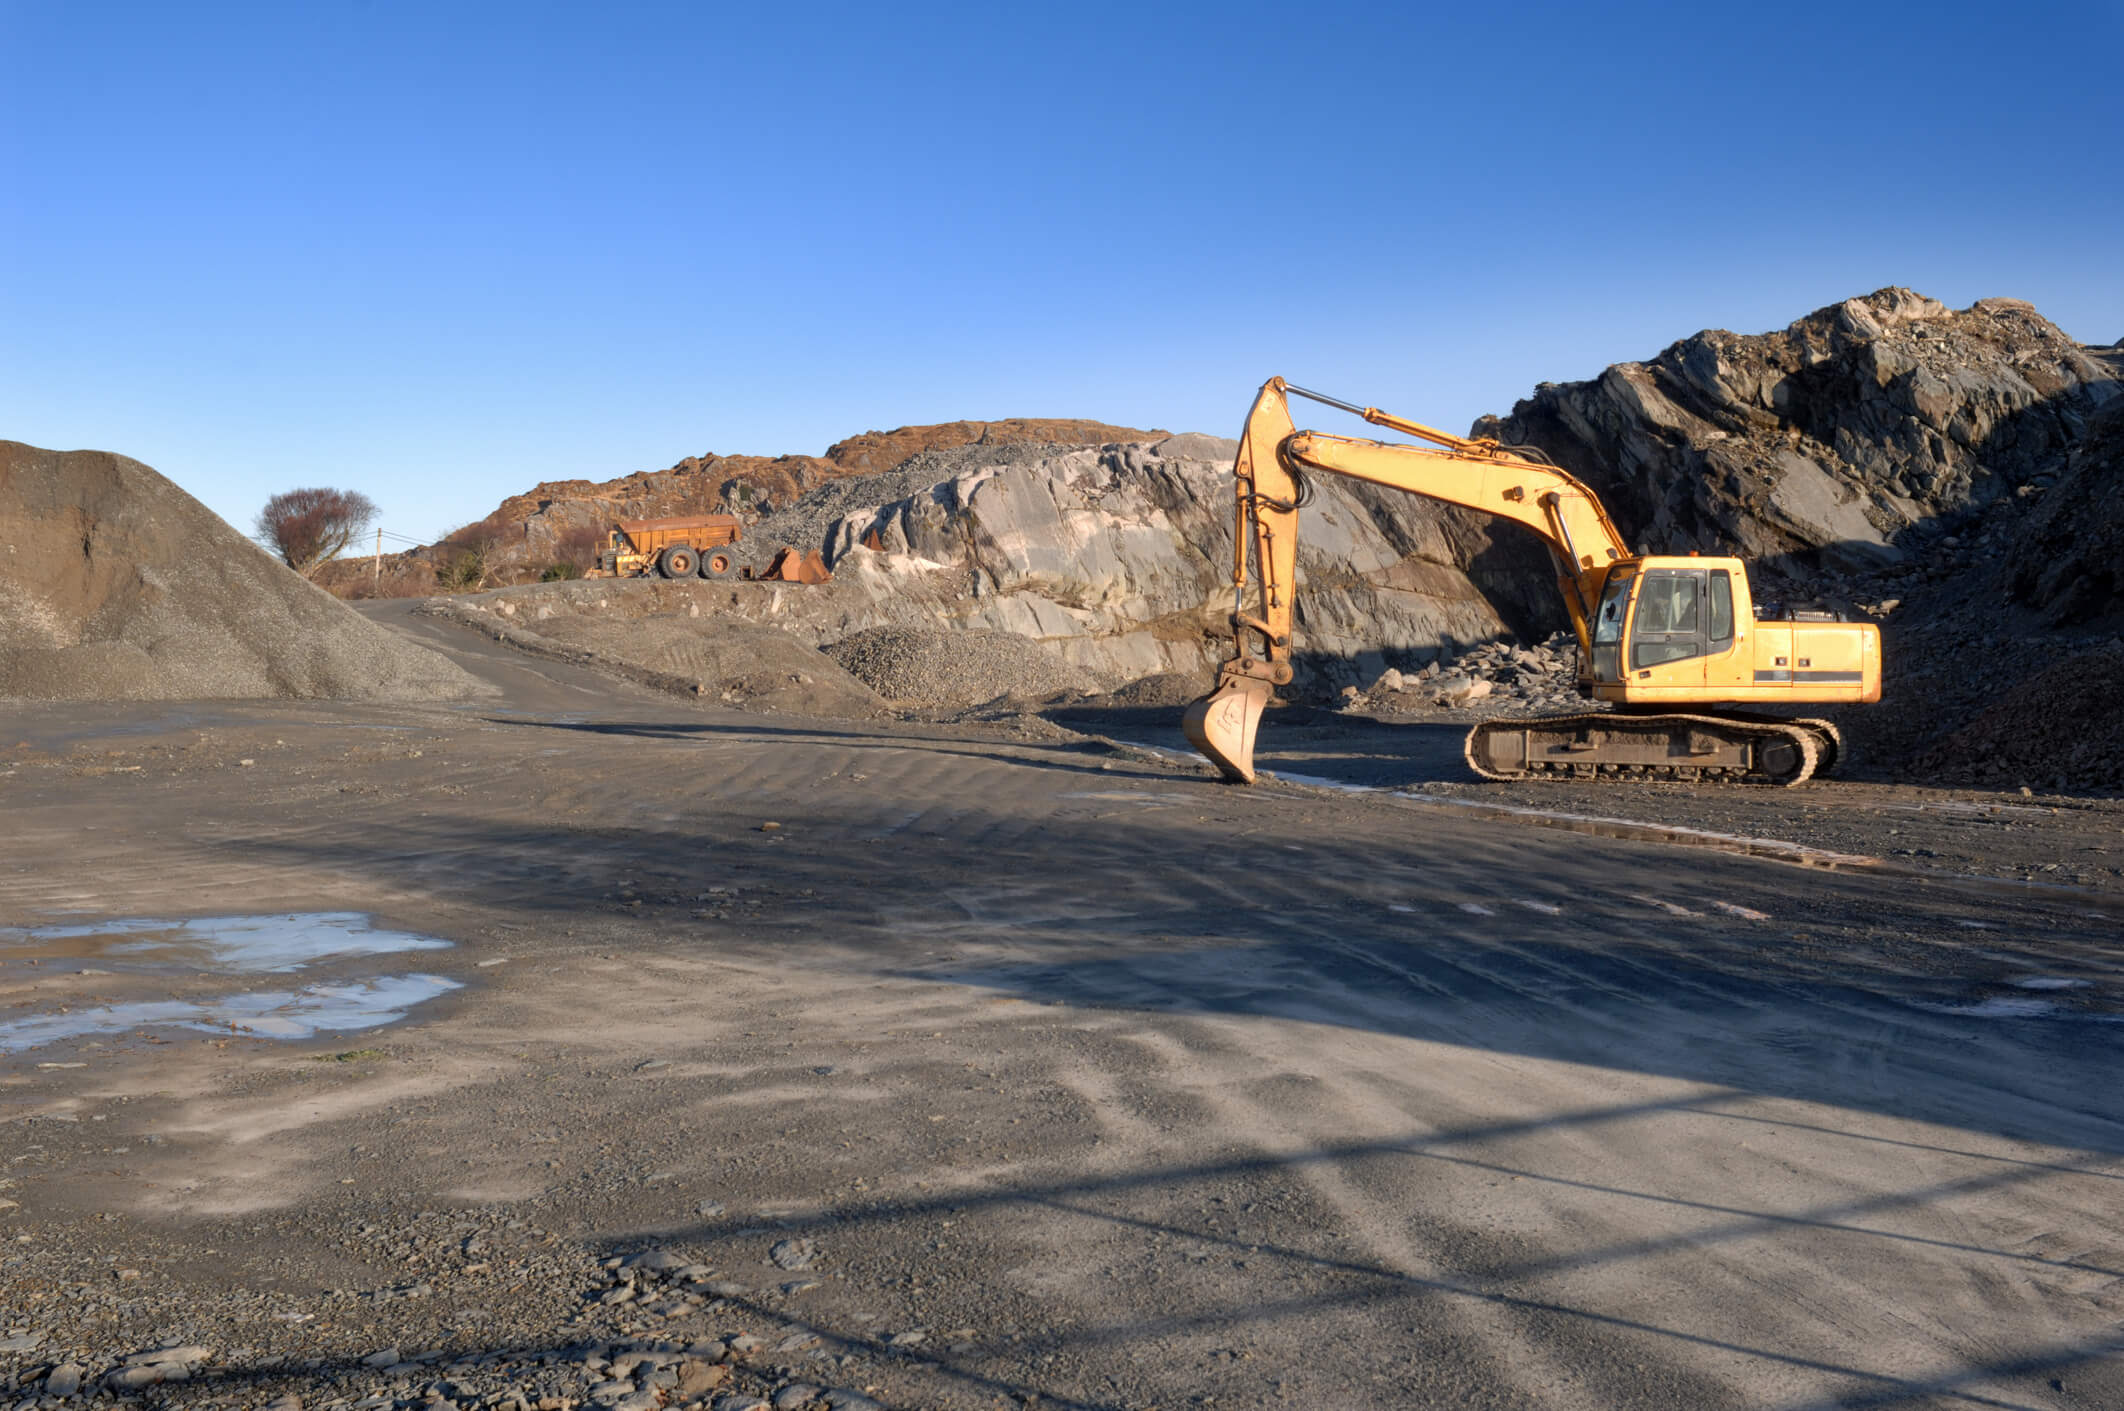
[{"left": 4, "top": 603, "right": 2124, "bottom": 1411}]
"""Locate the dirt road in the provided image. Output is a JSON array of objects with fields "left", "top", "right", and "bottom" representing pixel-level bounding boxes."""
[{"left": 4, "top": 604, "right": 2122, "bottom": 1410}]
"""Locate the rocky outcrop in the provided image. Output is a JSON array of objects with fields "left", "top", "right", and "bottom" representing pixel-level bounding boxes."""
[
  {"left": 1472, "top": 289, "right": 2120, "bottom": 574},
  {"left": 447, "top": 418, "right": 1167, "bottom": 575},
  {"left": 443, "top": 433, "right": 1551, "bottom": 701}
]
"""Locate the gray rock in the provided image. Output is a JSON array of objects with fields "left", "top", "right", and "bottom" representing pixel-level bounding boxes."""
[
  {"left": 122, "top": 1344, "right": 212, "bottom": 1368},
  {"left": 0, "top": 1333, "right": 38, "bottom": 1353},
  {"left": 822, "top": 1391, "right": 886, "bottom": 1411},
  {"left": 43, "top": 1365, "right": 83, "bottom": 1396},
  {"left": 623, "top": 1248, "right": 691, "bottom": 1273},
  {"left": 361, "top": 1347, "right": 403, "bottom": 1368},
  {"left": 773, "top": 1385, "right": 823, "bottom": 1409},
  {"left": 768, "top": 1238, "right": 818, "bottom": 1271}
]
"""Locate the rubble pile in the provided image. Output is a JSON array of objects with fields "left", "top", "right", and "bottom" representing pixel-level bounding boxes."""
[
  {"left": 1344, "top": 631, "right": 1583, "bottom": 713},
  {"left": 1913, "top": 643, "right": 2124, "bottom": 793}
]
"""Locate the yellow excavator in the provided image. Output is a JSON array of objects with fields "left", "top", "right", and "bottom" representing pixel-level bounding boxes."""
[{"left": 1182, "top": 379, "right": 1882, "bottom": 787}]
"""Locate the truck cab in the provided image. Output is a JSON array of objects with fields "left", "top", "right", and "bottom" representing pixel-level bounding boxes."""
[{"left": 1584, "top": 556, "right": 1880, "bottom": 705}]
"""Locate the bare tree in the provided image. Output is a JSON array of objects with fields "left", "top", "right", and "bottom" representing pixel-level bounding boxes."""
[
  {"left": 257, "top": 488, "right": 380, "bottom": 578},
  {"left": 434, "top": 513, "right": 512, "bottom": 592}
]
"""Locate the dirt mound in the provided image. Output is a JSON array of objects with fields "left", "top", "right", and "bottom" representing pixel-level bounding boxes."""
[
  {"left": 0, "top": 442, "right": 484, "bottom": 702},
  {"left": 419, "top": 593, "right": 883, "bottom": 718},
  {"left": 826, "top": 626, "right": 1103, "bottom": 707},
  {"left": 531, "top": 614, "right": 884, "bottom": 717}
]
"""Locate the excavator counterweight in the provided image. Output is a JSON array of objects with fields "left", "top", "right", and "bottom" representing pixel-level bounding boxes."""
[{"left": 1189, "top": 379, "right": 1881, "bottom": 787}]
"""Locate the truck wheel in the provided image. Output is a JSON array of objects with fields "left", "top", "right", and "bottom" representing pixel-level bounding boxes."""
[
  {"left": 658, "top": 546, "right": 697, "bottom": 578},
  {"left": 701, "top": 551, "right": 738, "bottom": 579}
]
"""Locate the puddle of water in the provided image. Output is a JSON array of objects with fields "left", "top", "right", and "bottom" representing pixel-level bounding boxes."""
[
  {"left": 2, "top": 912, "right": 449, "bottom": 973},
  {"left": 0, "top": 912, "right": 463, "bottom": 1055},
  {"left": 2014, "top": 977, "right": 2093, "bottom": 990},
  {"left": 0, "top": 975, "right": 462, "bottom": 1053}
]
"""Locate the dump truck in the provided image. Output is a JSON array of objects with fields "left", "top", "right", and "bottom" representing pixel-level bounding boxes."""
[
  {"left": 594, "top": 514, "right": 747, "bottom": 579},
  {"left": 1182, "top": 378, "right": 1882, "bottom": 787}
]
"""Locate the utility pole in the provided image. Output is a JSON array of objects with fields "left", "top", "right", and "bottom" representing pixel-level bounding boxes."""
[{"left": 374, "top": 527, "right": 382, "bottom": 587}]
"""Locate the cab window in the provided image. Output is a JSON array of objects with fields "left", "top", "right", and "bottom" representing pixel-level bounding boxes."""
[
  {"left": 1630, "top": 568, "right": 1709, "bottom": 669},
  {"left": 1708, "top": 570, "right": 1733, "bottom": 647},
  {"left": 1590, "top": 575, "right": 1630, "bottom": 679}
]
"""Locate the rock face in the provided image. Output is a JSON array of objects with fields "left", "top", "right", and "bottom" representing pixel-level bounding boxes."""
[
  {"left": 442, "top": 433, "right": 1553, "bottom": 705},
  {"left": 2006, "top": 394, "right": 2124, "bottom": 628},
  {"left": 802, "top": 435, "right": 1549, "bottom": 688},
  {"left": 449, "top": 418, "right": 1168, "bottom": 575},
  {"left": 0, "top": 441, "right": 485, "bottom": 702},
  {"left": 1473, "top": 289, "right": 2120, "bottom": 574}
]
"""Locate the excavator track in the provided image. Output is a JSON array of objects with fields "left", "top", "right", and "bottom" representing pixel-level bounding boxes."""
[
  {"left": 1718, "top": 711, "right": 1844, "bottom": 778},
  {"left": 1464, "top": 711, "right": 1822, "bottom": 787}
]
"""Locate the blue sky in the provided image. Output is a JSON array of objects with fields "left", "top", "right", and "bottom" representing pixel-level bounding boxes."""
[{"left": 5, "top": 1, "right": 2120, "bottom": 546}]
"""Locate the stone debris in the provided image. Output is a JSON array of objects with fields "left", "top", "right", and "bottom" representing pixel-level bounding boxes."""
[
  {"left": 0, "top": 441, "right": 486, "bottom": 703},
  {"left": 1345, "top": 631, "right": 1586, "bottom": 714},
  {"left": 0, "top": 1213, "right": 906, "bottom": 1411},
  {"left": 826, "top": 627, "right": 1100, "bottom": 708}
]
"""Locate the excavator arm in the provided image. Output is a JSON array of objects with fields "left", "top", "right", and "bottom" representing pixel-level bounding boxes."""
[{"left": 1185, "top": 377, "right": 1633, "bottom": 781}]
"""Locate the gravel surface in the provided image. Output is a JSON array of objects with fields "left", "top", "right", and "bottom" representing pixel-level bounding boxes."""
[{"left": 5, "top": 604, "right": 2123, "bottom": 1411}]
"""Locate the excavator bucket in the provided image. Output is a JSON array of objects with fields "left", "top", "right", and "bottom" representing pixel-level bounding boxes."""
[
  {"left": 749, "top": 547, "right": 833, "bottom": 584},
  {"left": 1182, "top": 674, "right": 1271, "bottom": 783}
]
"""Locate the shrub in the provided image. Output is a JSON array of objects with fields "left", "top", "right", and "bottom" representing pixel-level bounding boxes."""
[{"left": 257, "top": 487, "right": 380, "bottom": 577}]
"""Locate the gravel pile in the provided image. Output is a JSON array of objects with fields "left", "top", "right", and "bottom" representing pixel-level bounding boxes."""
[
  {"left": 0, "top": 441, "right": 483, "bottom": 702},
  {"left": 825, "top": 626, "right": 1101, "bottom": 707}
]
